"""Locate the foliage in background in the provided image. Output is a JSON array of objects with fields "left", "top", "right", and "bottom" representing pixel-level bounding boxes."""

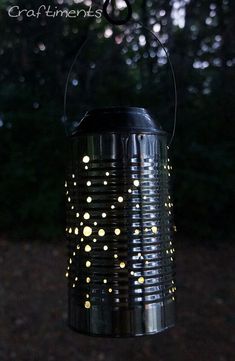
[{"left": 0, "top": 0, "right": 234, "bottom": 240}]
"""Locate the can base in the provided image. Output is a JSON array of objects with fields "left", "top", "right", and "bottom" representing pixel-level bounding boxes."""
[{"left": 69, "top": 300, "right": 175, "bottom": 337}]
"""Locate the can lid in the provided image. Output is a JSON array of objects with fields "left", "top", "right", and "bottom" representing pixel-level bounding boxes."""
[{"left": 72, "top": 107, "right": 165, "bottom": 135}]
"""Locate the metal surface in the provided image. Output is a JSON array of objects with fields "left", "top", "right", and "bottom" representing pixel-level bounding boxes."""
[{"left": 65, "top": 108, "right": 176, "bottom": 337}]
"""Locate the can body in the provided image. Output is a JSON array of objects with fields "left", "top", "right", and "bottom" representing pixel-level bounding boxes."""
[{"left": 66, "top": 108, "right": 176, "bottom": 337}]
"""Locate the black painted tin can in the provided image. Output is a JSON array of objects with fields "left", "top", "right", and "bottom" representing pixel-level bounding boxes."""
[{"left": 65, "top": 107, "right": 176, "bottom": 337}]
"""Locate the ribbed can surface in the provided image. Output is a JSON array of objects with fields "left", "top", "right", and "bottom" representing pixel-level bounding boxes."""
[{"left": 65, "top": 108, "right": 176, "bottom": 337}]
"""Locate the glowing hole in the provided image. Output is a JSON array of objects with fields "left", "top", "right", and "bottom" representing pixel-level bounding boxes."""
[
  {"left": 68, "top": 227, "right": 72, "bottom": 234},
  {"left": 151, "top": 226, "right": 158, "bottom": 234},
  {"left": 86, "top": 294, "right": 89, "bottom": 298},
  {"left": 72, "top": 174, "right": 75, "bottom": 179},
  {"left": 111, "top": 205, "right": 115, "bottom": 209},
  {"left": 103, "top": 245, "right": 108, "bottom": 251},
  {"left": 102, "top": 213, "right": 107, "bottom": 218},
  {"left": 118, "top": 196, "right": 124, "bottom": 203},
  {"left": 133, "top": 180, "right": 140, "bottom": 187},
  {"left": 72, "top": 284, "right": 75, "bottom": 288},
  {"left": 85, "top": 166, "right": 88, "bottom": 170},
  {"left": 114, "top": 228, "right": 121, "bottom": 236},
  {"left": 85, "top": 245, "right": 92, "bottom": 252},
  {"left": 69, "top": 258, "right": 72, "bottom": 264},
  {"left": 128, "top": 189, "right": 132, "bottom": 193},
  {"left": 65, "top": 272, "right": 69, "bottom": 278},
  {"left": 93, "top": 238, "right": 97, "bottom": 243},
  {"left": 73, "top": 252, "right": 76, "bottom": 256},
  {"left": 103, "top": 279, "right": 107, "bottom": 284},
  {"left": 103, "top": 181, "right": 108, "bottom": 185},
  {"left": 83, "top": 156, "right": 90, "bottom": 163},
  {"left": 74, "top": 182, "right": 77, "bottom": 186},
  {"left": 98, "top": 229, "right": 105, "bottom": 237},
  {"left": 71, "top": 206, "right": 74, "bottom": 210},
  {"left": 86, "top": 181, "right": 91, "bottom": 186},
  {"left": 75, "top": 277, "right": 78, "bottom": 281},
  {"left": 80, "top": 222, "right": 83, "bottom": 226},
  {"left": 134, "top": 229, "right": 140, "bottom": 235},
  {"left": 76, "top": 245, "right": 80, "bottom": 250},
  {"left": 83, "top": 226, "right": 92, "bottom": 237},
  {"left": 136, "top": 204, "right": 140, "bottom": 209},
  {"left": 83, "top": 212, "right": 90, "bottom": 220},
  {"left": 87, "top": 197, "right": 92, "bottom": 203},
  {"left": 119, "top": 262, "right": 125, "bottom": 268},
  {"left": 68, "top": 197, "right": 71, "bottom": 202},
  {"left": 84, "top": 301, "right": 91, "bottom": 309},
  {"left": 108, "top": 288, "right": 112, "bottom": 293},
  {"left": 74, "top": 228, "right": 79, "bottom": 235},
  {"left": 105, "top": 172, "right": 110, "bottom": 176},
  {"left": 86, "top": 277, "right": 91, "bottom": 283},
  {"left": 86, "top": 261, "right": 91, "bottom": 267},
  {"left": 65, "top": 181, "right": 67, "bottom": 188},
  {"left": 76, "top": 213, "right": 79, "bottom": 218},
  {"left": 114, "top": 254, "right": 118, "bottom": 259},
  {"left": 130, "top": 271, "right": 134, "bottom": 275},
  {"left": 138, "top": 277, "right": 145, "bottom": 284}
]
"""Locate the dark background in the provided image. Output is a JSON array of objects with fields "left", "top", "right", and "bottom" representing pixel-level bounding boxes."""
[{"left": 0, "top": 0, "right": 234, "bottom": 360}]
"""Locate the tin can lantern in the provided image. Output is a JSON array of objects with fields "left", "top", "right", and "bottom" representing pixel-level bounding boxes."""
[{"left": 65, "top": 107, "right": 176, "bottom": 337}]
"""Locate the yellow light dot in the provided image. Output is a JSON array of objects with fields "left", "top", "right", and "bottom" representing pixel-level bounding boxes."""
[
  {"left": 105, "top": 172, "right": 110, "bottom": 176},
  {"left": 130, "top": 271, "right": 134, "bottom": 275},
  {"left": 83, "top": 156, "right": 90, "bottom": 163},
  {"left": 74, "top": 227, "right": 79, "bottom": 235},
  {"left": 94, "top": 222, "right": 97, "bottom": 226},
  {"left": 72, "top": 174, "right": 75, "bottom": 179},
  {"left": 136, "top": 204, "right": 140, "bottom": 208},
  {"left": 76, "top": 245, "right": 80, "bottom": 250},
  {"left": 103, "top": 245, "right": 108, "bottom": 251},
  {"left": 152, "top": 226, "right": 158, "bottom": 234},
  {"left": 104, "top": 181, "right": 108, "bottom": 185},
  {"left": 72, "top": 284, "right": 75, "bottom": 288},
  {"left": 86, "top": 294, "right": 89, "bottom": 298},
  {"left": 128, "top": 189, "right": 132, "bottom": 193},
  {"left": 71, "top": 206, "right": 74, "bottom": 210},
  {"left": 133, "top": 180, "right": 140, "bottom": 187},
  {"left": 98, "top": 229, "right": 105, "bottom": 237},
  {"left": 76, "top": 212, "right": 79, "bottom": 218},
  {"left": 118, "top": 196, "right": 124, "bottom": 203},
  {"left": 65, "top": 181, "right": 67, "bottom": 188},
  {"left": 85, "top": 301, "right": 91, "bottom": 309},
  {"left": 114, "top": 228, "right": 121, "bottom": 236},
  {"left": 65, "top": 272, "right": 69, "bottom": 278},
  {"left": 87, "top": 197, "right": 92, "bottom": 203},
  {"left": 102, "top": 213, "right": 107, "bottom": 218},
  {"left": 119, "top": 262, "right": 125, "bottom": 268},
  {"left": 85, "top": 166, "right": 88, "bottom": 170},
  {"left": 83, "top": 212, "right": 90, "bottom": 220},
  {"left": 93, "top": 238, "right": 97, "bottom": 243},
  {"left": 138, "top": 277, "right": 145, "bottom": 284},
  {"left": 111, "top": 205, "right": 115, "bottom": 209},
  {"left": 103, "top": 279, "right": 107, "bottom": 284},
  {"left": 69, "top": 258, "right": 72, "bottom": 264},
  {"left": 75, "top": 277, "right": 78, "bottom": 281},
  {"left": 86, "top": 181, "right": 91, "bottom": 186},
  {"left": 114, "top": 254, "right": 118, "bottom": 259},
  {"left": 134, "top": 229, "right": 140, "bottom": 235},
  {"left": 83, "top": 226, "right": 92, "bottom": 237},
  {"left": 73, "top": 252, "right": 76, "bottom": 256},
  {"left": 68, "top": 197, "right": 71, "bottom": 202},
  {"left": 74, "top": 182, "right": 77, "bottom": 186},
  {"left": 172, "top": 296, "right": 175, "bottom": 301},
  {"left": 86, "top": 277, "right": 91, "bottom": 283},
  {"left": 85, "top": 245, "right": 92, "bottom": 252},
  {"left": 108, "top": 288, "right": 112, "bottom": 293},
  {"left": 68, "top": 227, "right": 72, "bottom": 234},
  {"left": 86, "top": 261, "right": 91, "bottom": 267}
]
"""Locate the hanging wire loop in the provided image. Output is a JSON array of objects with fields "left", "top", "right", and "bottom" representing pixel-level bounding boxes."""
[{"left": 103, "top": 0, "right": 132, "bottom": 25}]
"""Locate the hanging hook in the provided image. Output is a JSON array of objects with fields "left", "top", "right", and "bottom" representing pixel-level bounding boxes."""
[{"left": 103, "top": 0, "right": 132, "bottom": 26}]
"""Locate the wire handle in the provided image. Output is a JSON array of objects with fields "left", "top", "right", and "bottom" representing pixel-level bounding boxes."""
[
  {"left": 103, "top": 0, "right": 132, "bottom": 26},
  {"left": 63, "top": 24, "right": 177, "bottom": 147}
]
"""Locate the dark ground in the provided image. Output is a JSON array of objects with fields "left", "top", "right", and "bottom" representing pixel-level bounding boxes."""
[{"left": 0, "top": 238, "right": 234, "bottom": 361}]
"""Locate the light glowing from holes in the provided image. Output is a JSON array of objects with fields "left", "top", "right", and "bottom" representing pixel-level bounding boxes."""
[
  {"left": 76, "top": 212, "right": 79, "bottom": 218},
  {"left": 80, "top": 222, "right": 83, "bottom": 226},
  {"left": 83, "top": 226, "right": 92, "bottom": 237},
  {"left": 120, "top": 262, "right": 126, "bottom": 268},
  {"left": 93, "top": 238, "right": 97, "bottom": 243},
  {"left": 85, "top": 166, "right": 88, "bottom": 170},
  {"left": 85, "top": 245, "right": 92, "bottom": 252},
  {"left": 86, "top": 294, "right": 89, "bottom": 298},
  {"left": 105, "top": 172, "right": 110, "bottom": 176},
  {"left": 65, "top": 181, "right": 67, "bottom": 187},
  {"left": 73, "top": 182, "right": 77, "bottom": 186},
  {"left": 75, "top": 277, "right": 78, "bottom": 281},
  {"left": 103, "top": 279, "right": 107, "bottom": 284},
  {"left": 72, "top": 174, "right": 75, "bottom": 179},
  {"left": 103, "top": 245, "right": 108, "bottom": 251},
  {"left": 152, "top": 226, "right": 158, "bottom": 234},
  {"left": 87, "top": 197, "right": 92, "bottom": 203},
  {"left": 134, "top": 229, "right": 140, "bottom": 235},
  {"left": 74, "top": 227, "right": 79, "bottom": 235},
  {"left": 83, "top": 212, "right": 90, "bottom": 220},
  {"left": 94, "top": 222, "right": 97, "bottom": 226},
  {"left": 128, "top": 189, "right": 132, "bottom": 193},
  {"left": 136, "top": 204, "right": 140, "bottom": 209},
  {"left": 85, "top": 301, "right": 91, "bottom": 308},
  {"left": 104, "top": 181, "right": 108, "bottom": 185},
  {"left": 98, "top": 229, "right": 105, "bottom": 237},
  {"left": 114, "top": 228, "right": 121, "bottom": 235},
  {"left": 68, "top": 197, "right": 71, "bottom": 202},
  {"left": 83, "top": 156, "right": 90, "bottom": 163},
  {"left": 133, "top": 180, "right": 140, "bottom": 187},
  {"left": 71, "top": 206, "right": 74, "bottom": 210},
  {"left": 111, "top": 205, "right": 115, "bottom": 209},
  {"left": 108, "top": 288, "right": 112, "bottom": 293},
  {"left": 114, "top": 254, "right": 118, "bottom": 258},
  {"left": 86, "top": 260, "right": 91, "bottom": 267},
  {"left": 86, "top": 277, "right": 91, "bottom": 283},
  {"left": 65, "top": 272, "right": 68, "bottom": 277},
  {"left": 86, "top": 181, "right": 91, "bottom": 186},
  {"left": 69, "top": 227, "right": 72, "bottom": 234},
  {"left": 102, "top": 213, "right": 107, "bottom": 218},
  {"left": 118, "top": 196, "right": 124, "bottom": 203},
  {"left": 138, "top": 277, "right": 145, "bottom": 284}
]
